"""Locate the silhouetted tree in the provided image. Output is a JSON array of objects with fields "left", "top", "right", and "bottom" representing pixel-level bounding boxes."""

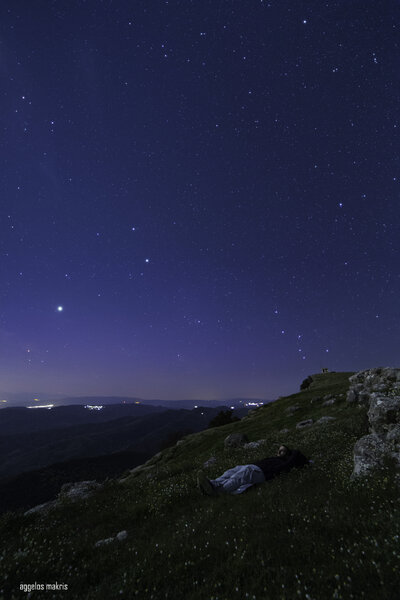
[
  {"left": 207, "top": 410, "right": 240, "bottom": 429},
  {"left": 300, "top": 376, "right": 313, "bottom": 391}
]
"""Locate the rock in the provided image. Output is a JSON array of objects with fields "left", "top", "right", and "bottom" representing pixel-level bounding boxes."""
[
  {"left": 349, "top": 368, "right": 400, "bottom": 480},
  {"left": 386, "top": 424, "right": 400, "bottom": 452},
  {"left": 243, "top": 442, "right": 261, "bottom": 450},
  {"left": 316, "top": 416, "right": 336, "bottom": 425},
  {"left": 368, "top": 395, "right": 400, "bottom": 434},
  {"left": 24, "top": 480, "right": 102, "bottom": 516},
  {"left": 95, "top": 530, "right": 127, "bottom": 547},
  {"left": 296, "top": 419, "right": 313, "bottom": 429},
  {"left": 372, "top": 383, "right": 389, "bottom": 392},
  {"left": 24, "top": 500, "right": 57, "bottom": 517},
  {"left": 203, "top": 456, "right": 217, "bottom": 468},
  {"left": 346, "top": 389, "right": 357, "bottom": 403},
  {"left": 224, "top": 433, "right": 249, "bottom": 449},
  {"left": 95, "top": 537, "right": 115, "bottom": 547},
  {"left": 347, "top": 367, "right": 400, "bottom": 405},
  {"left": 351, "top": 433, "right": 388, "bottom": 479},
  {"left": 279, "top": 428, "right": 290, "bottom": 434},
  {"left": 323, "top": 398, "right": 336, "bottom": 406},
  {"left": 59, "top": 480, "right": 102, "bottom": 501},
  {"left": 286, "top": 405, "right": 300, "bottom": 414}
]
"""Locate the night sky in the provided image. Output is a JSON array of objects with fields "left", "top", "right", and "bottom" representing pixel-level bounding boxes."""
[{"left": 1, "top": 1, "right": 399, "bottom": 404}]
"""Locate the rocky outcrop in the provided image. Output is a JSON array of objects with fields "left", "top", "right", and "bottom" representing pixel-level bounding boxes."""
[
  {"left": 347, "top": 367, "right": 400, "bottom": 404},
  {"left": 59, "top": 480, "right": 102, "bottom": 500},
  {"left": 24, "top": 480, "right": 103, "bottom": 516},
  {"left": 349, "top": 368, "right": 400, "bottom": 479}
]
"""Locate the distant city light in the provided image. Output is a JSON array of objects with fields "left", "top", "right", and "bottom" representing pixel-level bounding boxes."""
[
  {"left": 27, "top": 404, "right": 54, "bottom": 409},
  {"left": 84, "top": 405, "right": 104, "bottom": 410}
]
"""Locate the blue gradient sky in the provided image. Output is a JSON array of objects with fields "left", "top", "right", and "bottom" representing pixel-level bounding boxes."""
[{"left": 1, "top": 1, "right": 399, "bottom": 403}]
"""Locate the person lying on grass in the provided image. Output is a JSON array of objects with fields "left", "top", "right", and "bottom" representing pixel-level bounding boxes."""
[{"left": 197, "top": 445, "right": 310, "bottom": 496}]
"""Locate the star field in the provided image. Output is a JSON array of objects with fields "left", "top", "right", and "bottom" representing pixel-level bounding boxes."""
[{"left": 1, "top": 0, "right": 399, "bottom": 402}]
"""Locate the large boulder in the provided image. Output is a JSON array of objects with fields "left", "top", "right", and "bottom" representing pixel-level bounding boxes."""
[
  {"left": 352, "top": 433, "right": 388, "bottom": 478},
  {"left": 24, "top": 480, "right": 103, "bottom": 516},
  {"left": 349, "top": 368, "right": 400, "bottom": 480},
  {"left": 224, "top": 433, "right": 248, "bottom": 449}
]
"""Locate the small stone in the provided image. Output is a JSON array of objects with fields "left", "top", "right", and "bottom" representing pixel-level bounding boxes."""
[
  {"left": 296, "top": 419, "right": 313, "bottom": 429},
  {"left": 116, "top": 530, "right": 128, "bottom": 541},
  {"left": 94, "top": 537, "right": 114, "bottom": 547},
  {"left": 323, "top": 398, "right": 336, "bottom": 406},
  {"left": 244, "top": 442, "right": 261, "bottom": 450}
]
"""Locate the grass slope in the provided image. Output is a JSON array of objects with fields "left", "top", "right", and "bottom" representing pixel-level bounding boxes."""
[{"left": 1, "top": 372, "right": 400, "bottom": 600}]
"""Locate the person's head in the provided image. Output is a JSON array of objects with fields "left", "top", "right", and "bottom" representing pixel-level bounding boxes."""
[{"left": 277, "top": 445, "right": 291, "bottom": 457}]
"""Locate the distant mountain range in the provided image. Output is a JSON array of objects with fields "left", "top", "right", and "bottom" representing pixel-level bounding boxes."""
[
  {"left": 0, "top": 404, "right": 253, "bottom": 479},
  {"left": 0, "top": 398, "right": 272, "bottom": 513},
  {"left": 0, "top": 393, "right": 269, "bottom": 409}
]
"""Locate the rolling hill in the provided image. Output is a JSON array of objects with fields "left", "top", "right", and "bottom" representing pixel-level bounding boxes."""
[{"left": 1, "top": 371, "right": 399, "bottom": 600}]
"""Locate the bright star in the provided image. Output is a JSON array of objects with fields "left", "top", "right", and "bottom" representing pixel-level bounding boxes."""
[{"left": 57, "top": 306, "right": 63, "bottom": 312}]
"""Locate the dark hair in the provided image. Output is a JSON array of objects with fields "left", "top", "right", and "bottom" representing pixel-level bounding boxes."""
[{"left": 278, "top": 445, "right": 291, "bottom": 456}]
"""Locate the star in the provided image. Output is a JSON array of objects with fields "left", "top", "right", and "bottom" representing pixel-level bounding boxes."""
[{"left": 57, "top": 306, "right": 63, "bottom": 312}]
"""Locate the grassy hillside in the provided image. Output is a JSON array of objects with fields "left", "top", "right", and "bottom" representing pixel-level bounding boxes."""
[{"left": 1, "top": 372, "right": 400, "bottom": 600}]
